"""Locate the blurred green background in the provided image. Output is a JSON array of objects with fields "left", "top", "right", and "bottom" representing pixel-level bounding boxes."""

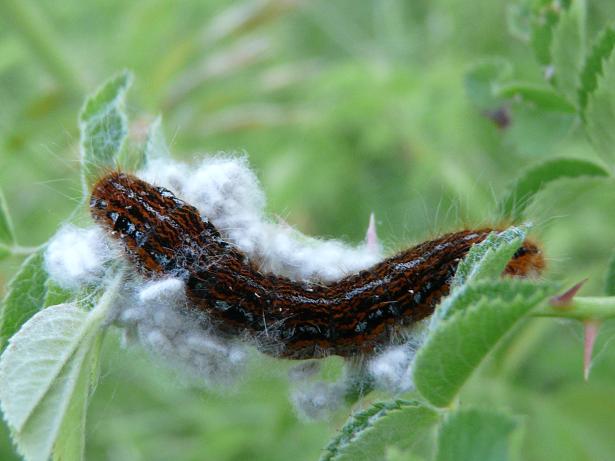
[{"left": 2, "top": 0, "right": 615, "bottom": 460}]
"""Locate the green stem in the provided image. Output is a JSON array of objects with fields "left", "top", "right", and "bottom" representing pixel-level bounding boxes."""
[
  {"left": 0, "top": 0, "right": 85, "bottom": 94},
  {"left": 533, "top": 296, "right": 615, "bottom": 320}
]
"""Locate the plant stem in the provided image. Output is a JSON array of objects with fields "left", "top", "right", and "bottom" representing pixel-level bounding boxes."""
[
  {"left": 0, "top": 0, "right": 85, "bottom": 94},
  {"left": 533, "top": 296, "right": 615, "bottom": 320},
  {"left": 9, "top": 245, "right": 42, "bottom": 256}
]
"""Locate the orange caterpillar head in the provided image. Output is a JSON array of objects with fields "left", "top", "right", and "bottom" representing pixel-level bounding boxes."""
[{"left": 504, "top": 239, "right": 545, "bottom": 277}]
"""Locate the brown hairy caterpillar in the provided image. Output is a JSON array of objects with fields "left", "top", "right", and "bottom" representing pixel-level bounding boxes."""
[{"left": 90, "top": 172, "right": 545, "bottom": 359}]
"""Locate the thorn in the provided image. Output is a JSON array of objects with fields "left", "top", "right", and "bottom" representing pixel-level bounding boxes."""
[
  {"left": 584, "top": 320, "right": 601, "bottom": 381},
  {"left": 550, "top": 279, "right": 588, "bottom": 307},
  {"left": 365, "top": 212, "right": 379, "bottom": 253}
]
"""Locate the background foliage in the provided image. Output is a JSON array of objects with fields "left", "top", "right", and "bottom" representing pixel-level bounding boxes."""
[{"left": 2, "top": 0, "right": 615, "bottom": 460}]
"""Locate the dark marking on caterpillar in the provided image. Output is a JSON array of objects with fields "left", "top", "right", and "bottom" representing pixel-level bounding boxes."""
[{"left": 90, "top": 172, "right": 545, "bottom": 359}]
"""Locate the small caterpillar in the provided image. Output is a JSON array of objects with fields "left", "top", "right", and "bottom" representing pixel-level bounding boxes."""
[{"left": 90, "top": 172, "right": 545, "bottom": 359}]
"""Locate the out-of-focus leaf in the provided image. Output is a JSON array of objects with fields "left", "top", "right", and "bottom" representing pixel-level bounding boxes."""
[
  {"left": 530, "top": 1, "right": 560, "bottom": 66},
  {"left": 585, "top": 52, "right": 615, "bottom": 161},
  {"left": 496, "top": 82, "right": 576, "bottom": 113},
  {"left": 506, "top": 3, "right": 531, "bottom": 42},
  {"left": 0, "top": 244, "right": 10, "bottom": 261},
  {"left": 414, "top": 280, "right": 552, "bottom": 408},
  {"left": 550, "top": 0, "right": 586, "bottom": 103},
  {"left": 606, "top": 251, "right": 615, "bottom": 296},
  {"left": 498, "top": 157, "right": 609, "bottom": 221},
  {"left": 465, "top": 58, "right": 512, "bottom": 109},
  {"left": 79, "top": 71, "right": 132, "bottom": 188},
  {"left": 504, "top": 100, "right": 575, "bottom": 156},
  {"left": 321, "top": 400, "right": 439, "bottom": 461},
  {"left": 578, "top": 25, "right": 615, "bottom": 113},
  {"left": 0, "top": 248, "right": 48, "bottom": 351},
  {"left": 435, "top": 408, "right": 518, "bottom": 461},
  {"left": 0, "top": 188, "right": 15, "bottom": 246}
]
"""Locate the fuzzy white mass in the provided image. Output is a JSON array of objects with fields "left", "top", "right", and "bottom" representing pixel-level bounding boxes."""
[
  {"left": 118, "top": 278, "right": 247, "bottom": 387},
  {"left": 290, "top": 380, "right": 345, "bottom": 420},
  {"left": 368, "top": 319, "right": 431, "bottom": 394},
  {"left": 139, "top": 155, "right": 383, "bottom": 281},
  {"left": 44, "top": 225, "right": 112, "bottom": 289}
]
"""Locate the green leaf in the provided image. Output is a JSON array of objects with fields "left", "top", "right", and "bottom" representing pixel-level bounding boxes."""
[
  {"left": 0, "top": 274, "right": 120, "bottom": 461},
  {"left": 0, "top": 188, "right": 15, "bottom": 246},
  {"left": 321, "top": 400, "right": 439, "bottom": 461},
  {"left": 585, "top": 51, "right": 615, "bottom": 161},
  {"left": 0, "top": 244, "right": 10, "bottom": 262},
  {"left": 142, "top": 116, "right": 170, "bottom": 165},
  {"left": 52, "top": 334, "right": 103, "bottom": 461},
  {"left": 496, "top": 82, "right": 576, "bottom": 113},
  {"left": 414, "top": 280, "right": 553, "bottom": 408},
  {"left": 578, "top": 25, "right": 615, "bottom": 113},
  {"left": 0, "top": 248, "right": 48, "bottom": 351},
  {"left": 506, "top": 3, "right": 531, "bottom": 42},
  {"left": 386, "top": 447, "right": 426, "bottom": 461},
  {"left": 550, "top": 0, "right": 586, "bottom": 103},
  {"left": 435, "top": 408, "right": 518, "bottom": 461},
  {"left": 452, "top": 227, "right": 526, "bottom": 290},
  {"left": 606, "top": 251, "right": 615, "bottom": 296},
  {"left": 464, "top": 58, "right": 512, "bottom": 109},
  {"left": 43, "top": 279, "right": 73, "bottom": 308},
  {"left": 0, "top": 304, "right": 97, "bottom": 461},
  {"left": 530, "top": 1, "right": 560, "bottom": 66},
  {"left": 498, "top": 157, "right": 609, "bottom": 222},
  {"left": 438, "top": 279, "right": 551, "bottom": 324},
  {"left": 79, "top": 71, "right": 133, "bottom": 188},
  {"left": 116, "top": 116, "right": 168, "bottom": 172}
]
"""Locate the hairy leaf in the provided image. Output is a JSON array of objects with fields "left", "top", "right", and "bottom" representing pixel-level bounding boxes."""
[
  {"left": 0, "top": 304, "right": 88, "bottom": 433},
  {"left": 142, "top": 116, "right": 170, "bottom": 165},
  {"left": 435, "top": 408, "right": 518, "bottom": 461},
  {"left": 0, "top": 275, "right": 119, "bottom": 461},
  {"left": 437, "top": 279, "right": 552, "bottom": 324},
  {"left": 452, "top": 227, "right": 526, "bottom": 290},
  {"left": 550, "top": 0, "right": 586, "bottom": 103},
  {"left": 0, "top": 248, "right": 48, "bottom": 351},
  {"left": 386, "top": 448, "right": 426, "bottom": 461},
  {"left": 116, "top": 115, "right": 169, "bottom": 173},
  {"left": 414, "top": 280, "right": 553, "bottom": 408},
  {"left": 498, "top": 157, "right": 609, "bottom": 221},
  {"left": 52, "top": 334, "right": 103, "bottom": 461},
  {"left": 578, "top": 25, "right": 615, "bottom": 113},
  {"left": 321, "top": 400, "right": 439, "bottom": 461},
  {"left": 43, "top": 279, "right": 72, "bottom": 308},
  {"left": 79, "top": 70, "right": 132, "bottom": 187}
]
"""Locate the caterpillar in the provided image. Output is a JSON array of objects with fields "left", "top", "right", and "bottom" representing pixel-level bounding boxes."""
[{"left": 90, "top": 172, "right": 545, "bottom": 359}]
